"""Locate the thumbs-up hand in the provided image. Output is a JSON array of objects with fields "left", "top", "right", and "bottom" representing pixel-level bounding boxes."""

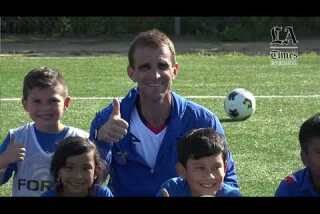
[
  {"left": 97, "top": 98, "right": 129, "bottom": 143},
  {"left": 2, "top": 135, "right": 26, "bottom": 164}
]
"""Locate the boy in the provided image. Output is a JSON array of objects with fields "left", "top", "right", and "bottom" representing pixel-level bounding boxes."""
[
  {"left": 0, "top": 67, "right": 88, "bottom": 196},
  {"left": 90, "top": 29, "right": 238, "bottom": 196},
  {"left": 157, "top": 128, "right": 241, "bottom": 197},
  {"left": 275, "top": 113, "right": 320, "bottom": 197}
]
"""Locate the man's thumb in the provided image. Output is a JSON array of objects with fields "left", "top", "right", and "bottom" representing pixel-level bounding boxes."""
[{"left": 111, "top": 98, "right": 121, "bottom": 117}]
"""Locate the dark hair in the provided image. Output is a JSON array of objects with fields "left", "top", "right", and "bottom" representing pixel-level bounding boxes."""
[
  {"left": 178, "top": 128, "right": 227, "bottom": 167},
  {"left": 50, "top": 136, "right": 106, "bottom": 194},
  {"left": 23, "top": 66, "right": 68, "bottom": 100},
  {"left": 299, "top": 113, "right": 320, "bottom": 153},
  {"left": 128, "top": 29, "right": 176, "bottom": 68}
]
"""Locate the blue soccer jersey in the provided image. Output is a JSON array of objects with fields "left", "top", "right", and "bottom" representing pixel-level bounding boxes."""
[
  {"left": 0, "top": 122, "right": 88, "bottom": 196},
  {"left": 42, "top": 184, "right": 113, "bottom": 197},
  {"left": 275, "top": 167, "right": 320, "bottom": 197},
  {"left": 156, "top": 177, "right": 241, "bottom": 197}
]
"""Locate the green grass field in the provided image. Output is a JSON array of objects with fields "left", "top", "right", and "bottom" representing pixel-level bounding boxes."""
[{"left": 1, "top": 53, "right": 319, "bottom": 196}]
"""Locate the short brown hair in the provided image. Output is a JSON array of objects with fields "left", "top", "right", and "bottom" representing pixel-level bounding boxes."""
[
  {"left": 178, "top": 128, "right": 228, "bottom": 167},
  {"left": 128, "top": 29, "right": 176, "bottom": 68},
  {"left": 23, "top": 66, "right": 68, "bottom": 100}
]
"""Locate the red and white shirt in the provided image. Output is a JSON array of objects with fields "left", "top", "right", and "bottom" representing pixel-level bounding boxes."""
[{"left": 129, "top": 107, "right": 167, "bottom": 169}]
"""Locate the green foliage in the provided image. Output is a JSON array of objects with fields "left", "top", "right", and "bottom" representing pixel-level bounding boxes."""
[{"left": 2, "top": 17, "right": 320, "bottom": 41}]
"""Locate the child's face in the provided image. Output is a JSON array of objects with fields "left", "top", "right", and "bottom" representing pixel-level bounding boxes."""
[
  {"left": 22, "top": 84, "right": 70, "bottom": 132},
  {"left": 180, "top": 154, "right": 226, "bottom": 197},
  {"left": 58, "top": 150, "right": 96, "bottom": 197},
  {"left": 303, "top": 137, "right": 320, "bottom": 188},
  {"left": 127, "top": 45, "right": 179, "bottom": 103}
]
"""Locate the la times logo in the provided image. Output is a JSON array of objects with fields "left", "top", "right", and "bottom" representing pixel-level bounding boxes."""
[{"left": 270, "top": 26, "right": 298, "bottom": 65}]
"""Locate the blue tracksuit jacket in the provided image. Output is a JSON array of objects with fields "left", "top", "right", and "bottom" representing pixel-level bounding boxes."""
[
  {"left": 156, "top": 176, "right": 241, "bottom": 197},
  {"left": 275, "top": 167, "right": 320, "bottom": 197},
  {"left": 90, "top": 88, "right": 238, "bottom": 196}
]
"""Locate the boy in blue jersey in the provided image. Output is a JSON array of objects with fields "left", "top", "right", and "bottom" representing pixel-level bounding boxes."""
[
  {"left": 157, "top": 128, "right": 241, "bottom": 197},
  {"left": 90, "top": 29, "right": 239, "bottom": 196},
  {"left": 42, "top": 136, "right": 112, "bottom": 197},
  {"left": 0, "top": 67, "right": 88, "bottom": 196},
  {"left": 275, "top": 113, "right": 320, "bottom": 197}
]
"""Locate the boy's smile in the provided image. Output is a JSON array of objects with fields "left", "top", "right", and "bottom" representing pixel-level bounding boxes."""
[{"left": 181, "top": 154, "right": 226, "bottom": 196}]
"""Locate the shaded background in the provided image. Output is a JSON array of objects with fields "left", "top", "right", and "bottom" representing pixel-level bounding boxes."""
[{"left": 2, "top": 17, "right": 320, "bottom": 41}]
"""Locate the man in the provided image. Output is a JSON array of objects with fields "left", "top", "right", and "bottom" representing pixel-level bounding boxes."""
[{"left": 90, "top": 29, "right": 238, "bottom": 196}]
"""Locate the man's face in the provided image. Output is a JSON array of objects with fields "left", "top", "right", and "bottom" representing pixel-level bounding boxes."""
[
  {"left": 179, "top": 154, "right": 226, "bottom": 196},
  {"left": 128, "top": 45, "right": 179, "bottom": 103}
]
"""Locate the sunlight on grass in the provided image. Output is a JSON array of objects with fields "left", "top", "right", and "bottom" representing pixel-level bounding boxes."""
[{"left": 1, "top": 53, "right": 319, "bottom": 196}]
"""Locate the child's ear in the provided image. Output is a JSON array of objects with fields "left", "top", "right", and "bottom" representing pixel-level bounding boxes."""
[
  {"left": 22, "top": 99, "right": 28, "bottom": 112},
  {"left": 56, "top": 174, "right": 62, "bottom": 184},
  {"left": 172, "top": 63, "right": 180, "bottom": 80},
  {"left": 127, "top": 66, "right": 136, "bottom": 82},
  {"left": 94, "top": 167, "right": 99, "bottom": 180},
  {"left": 176, "top": 162, "right": 186, "bottom": 178},
  {"left": 64, "top": 96, "right": 71, "bottom": 110}
]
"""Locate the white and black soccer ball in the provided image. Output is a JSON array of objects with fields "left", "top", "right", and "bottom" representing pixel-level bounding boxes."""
[{"left": 224, "top": 88, "right": 256, "bottom": 120}]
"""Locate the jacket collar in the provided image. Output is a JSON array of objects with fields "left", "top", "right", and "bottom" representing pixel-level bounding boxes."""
[
  {"left": 120, "top": 88, "right": 188, "bottom": 122},
  {"left": 117, "top": 88, "right": 188, "bottom": 166}
]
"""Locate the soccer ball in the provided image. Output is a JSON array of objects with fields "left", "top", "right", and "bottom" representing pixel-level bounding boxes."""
[{"left": 224, "top": 88, "right": 256, "bottom": 120}]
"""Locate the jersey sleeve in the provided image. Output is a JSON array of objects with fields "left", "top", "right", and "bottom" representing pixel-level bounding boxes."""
[
  {"left": 0, "top": 134, "right": 12, "bottom": 155},
  {"left": 0, "top": 133, "right": 17, "bottom": 185},
  {"left": 41, "top": 190, "right": 57, "bottom": 197},
  {"left": 275, "top": 179, "right": 292, "bottom": 197},
  {"left": 93, "top": 185, "right": 114, "bottom": 197}
]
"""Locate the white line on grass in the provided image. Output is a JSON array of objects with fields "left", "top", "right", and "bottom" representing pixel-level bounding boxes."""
[{"left": 1, "top": 95, "right": 320, "bottom": 102}]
